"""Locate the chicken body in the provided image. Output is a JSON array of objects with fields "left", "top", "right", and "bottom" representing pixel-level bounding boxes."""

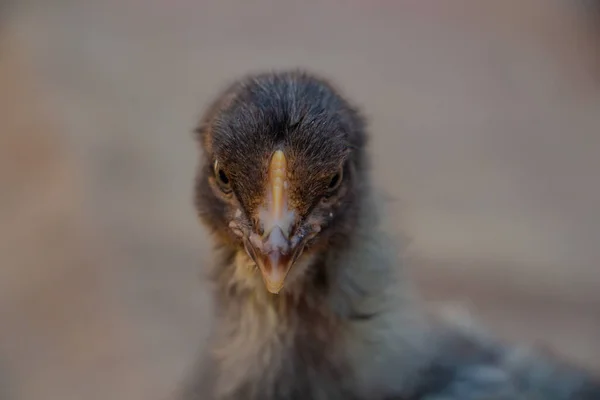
[{"left": 186, "top": 71, "right": 600, "bottom": 400}]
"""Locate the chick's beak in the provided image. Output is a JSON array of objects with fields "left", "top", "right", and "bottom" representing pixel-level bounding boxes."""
[{"left": 245, "top": 150, "right": 303, "bottom": 294}]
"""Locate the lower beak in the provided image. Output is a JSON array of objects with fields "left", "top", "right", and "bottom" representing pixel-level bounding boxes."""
[{"left": 244, "top": 226, "right": 304, "bottom": 294}]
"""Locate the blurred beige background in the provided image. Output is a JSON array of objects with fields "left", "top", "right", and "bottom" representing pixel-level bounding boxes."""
[{"left": 0, "top": 1, "right": 599, "bottom": 399}]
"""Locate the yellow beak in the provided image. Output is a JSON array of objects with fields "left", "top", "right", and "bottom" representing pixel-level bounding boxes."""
[{"left": 250, "top": 150, "right": 300, "bottom": 294}]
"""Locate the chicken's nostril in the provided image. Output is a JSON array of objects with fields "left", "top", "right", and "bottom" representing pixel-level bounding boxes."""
[{"left": 263, "top": 226, "right": 290, "bottom": 254}]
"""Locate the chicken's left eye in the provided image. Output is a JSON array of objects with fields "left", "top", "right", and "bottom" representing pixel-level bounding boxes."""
[
  {"left": 214, "top": 160, "right": 232, "bottom": 193},
  {"left": 326, "top": 167, "right": 343, "bottom": 193}
]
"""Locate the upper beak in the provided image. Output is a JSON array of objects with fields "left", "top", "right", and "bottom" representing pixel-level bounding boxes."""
[{"left": 244, "top": 150, "right": 304, "bottom": 294}]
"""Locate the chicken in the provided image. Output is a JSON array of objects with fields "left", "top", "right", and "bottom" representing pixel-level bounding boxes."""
[{"left": 184, "top": 70, "right": 600, "bottom": 400}]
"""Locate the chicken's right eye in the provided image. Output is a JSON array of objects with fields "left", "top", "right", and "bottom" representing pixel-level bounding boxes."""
[{"left": 214, "top": 160, "right": 232, "bottom": 193}]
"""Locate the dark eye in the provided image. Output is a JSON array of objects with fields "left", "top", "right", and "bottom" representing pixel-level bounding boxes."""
[
  {"left": 214, "top": 160, "right": 232, "bottom": 193},
  {"left": 326, "top": 167, "right": 343, "bottom": 193},
  {"left": 217, "top": 169, "right": 229, "bottom": 185}
]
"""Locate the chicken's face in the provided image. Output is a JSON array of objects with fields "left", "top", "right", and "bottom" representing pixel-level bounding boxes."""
[{"left": 195, "top": 72, "right": 367, "bottom": 294}]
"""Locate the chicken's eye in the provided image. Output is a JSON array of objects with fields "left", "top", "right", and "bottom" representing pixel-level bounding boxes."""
[
  {"left": 214, "top": 160, "right": 232, "bottom": 193},
  {"left": 326, "top": 167, "right": 343, "bottom": 194}
]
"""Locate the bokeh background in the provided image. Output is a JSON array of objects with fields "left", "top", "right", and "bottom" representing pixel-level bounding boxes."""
[{"left": 1, "top": 1, "right": 599, "bottom": 399}]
